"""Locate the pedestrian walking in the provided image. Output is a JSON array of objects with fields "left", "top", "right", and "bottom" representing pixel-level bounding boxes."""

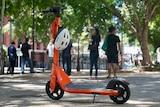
[
  {"left": 21, "top": 38, "right": 34, "bottom": 74},
  {"left": 88, "top": 27, "right": 101, "bottom": 79},
  {"left": 62, "top": 41, "right": 74, "bottom": 76},
  {"left": 46, "top": 40, "right": 54, "bottom": 70},
  {"left": 7, "top": 41, "right": 17, "bottom": 75},
  {"left": 105, "top": 26, "right": 122, "bottom": 78}
]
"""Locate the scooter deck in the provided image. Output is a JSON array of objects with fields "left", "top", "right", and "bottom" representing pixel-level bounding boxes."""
[
  {"left": 65, "top": 82, "right": 106, "bottom": 90},
  {"left": 64, "top": 82, "right": 118, "bottom": 96}
]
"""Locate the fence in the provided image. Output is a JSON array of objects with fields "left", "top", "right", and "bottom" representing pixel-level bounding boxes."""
[
  {"left": 5, "top": 49, "right": 107, "bottom": 71},
  {"left": 59, "top": 53, "right": 107, "bottom": 70}
]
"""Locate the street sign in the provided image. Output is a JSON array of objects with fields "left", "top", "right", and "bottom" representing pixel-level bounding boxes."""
[{"left": 16, "top": 50, "right": 23, "bottom": 56}]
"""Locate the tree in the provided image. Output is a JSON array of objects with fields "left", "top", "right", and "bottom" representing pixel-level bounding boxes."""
[
  {"left": 102, "top": 0, "right": 160, "bottom": 65},
  {"left": 148, "top": 13, "right": 160, "bottom": 51},
  {"left": 3, "top": 0, "right": 114, "bottom": 44},
  {"left": 61, "top": 0, "right": 113, "bottom": 36},
  {"left": 3, "top": 0, "right": 160, "bottom": 66},
  {"left": 0, "top": 0, "right": 5, "bottom": 74},
  {"left": 2, "top": 0, "right": 58, "bottom": 44}
]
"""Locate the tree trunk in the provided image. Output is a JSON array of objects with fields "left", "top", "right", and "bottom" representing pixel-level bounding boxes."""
[
  {"left": 0, "top": 0, "right": 5, "bottom": 75},
  {"left": 140, "top": 37, "right": 151, "bottom": 65},
  {"left": 0, "top": 49, "right": 5, "bottom": 75},
  {"left": 137, "top": 26, "right": 152, "bottom": 65}
]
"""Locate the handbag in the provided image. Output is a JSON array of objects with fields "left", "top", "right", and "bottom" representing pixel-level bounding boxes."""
[
  {"left": 88, "top": 44, "right": 97, "bottom": 51},
  {"left": 102, "top": 35, "right": 108, "bottom": 51}
]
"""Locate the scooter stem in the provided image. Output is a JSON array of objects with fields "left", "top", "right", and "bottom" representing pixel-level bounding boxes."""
[{"left": 52, "top": 17, "right": 60, "bottom": 67}]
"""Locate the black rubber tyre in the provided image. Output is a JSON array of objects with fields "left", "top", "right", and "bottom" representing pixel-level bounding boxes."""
[
  {"left": 109, "top": 81, "right": 130, "bottom": 104},
  {"left": 46, "top": 81, "right": 64, "bottom": 100}
]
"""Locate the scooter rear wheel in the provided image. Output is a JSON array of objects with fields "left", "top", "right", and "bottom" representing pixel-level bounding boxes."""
[
  {"left": 109, "top": 81, "right": 130, "bottom": 104},
  {"left": 46, "top": 81, "right": 64, "bottom": 100}
]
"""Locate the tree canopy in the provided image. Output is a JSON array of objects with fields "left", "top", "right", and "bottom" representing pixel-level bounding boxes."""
[{"left": 1, "top": 0, "right": 116, "bottom": 44}]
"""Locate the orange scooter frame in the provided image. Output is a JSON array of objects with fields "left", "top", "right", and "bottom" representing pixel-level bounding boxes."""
[{"left": 44, "top": 7, "right": 130, "bottom": 104}]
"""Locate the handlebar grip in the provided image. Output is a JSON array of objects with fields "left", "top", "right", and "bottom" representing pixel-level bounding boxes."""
[
  {"left": 42, "top": 7, "right": 64, "bottom": 17},
  {"left": 42, "top": 10, "right": 51, "bottom": 14}
]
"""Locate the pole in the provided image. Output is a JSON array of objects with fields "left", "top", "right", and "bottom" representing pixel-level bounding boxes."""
[
  {"left": 10, "top": 19, "right": 12, "bottom": 42},
  {"left": 32, "top": 0, "right": 35, "bottom": 69},
  {"left": 9, "top": 18, "right": 14, "bottom": 43},
  {"left": 121, "top": 33, "right": 124, "bottom": 69},
  {"left": 76, "top": 33, "right": 80, "bottom": 71}
]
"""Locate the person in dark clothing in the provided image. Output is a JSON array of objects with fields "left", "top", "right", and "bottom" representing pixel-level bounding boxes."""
[
  {"left": 21, "top": 38, "right": 34, "bottom": 74},
  {"left": 106, "top": 26, "right": 122, "bottom": 78},
  {"left": 88, "top": 27, "right": 101, "bottom": 79},
  {"left": 62, "top": 41, "right": 74, "bottom": 76},
  {"left": 7, "top": 41, "right": 17, "bottom": 75}
]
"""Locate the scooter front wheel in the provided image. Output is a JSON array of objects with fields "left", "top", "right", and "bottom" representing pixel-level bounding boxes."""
[
  {"left": 109, "top": 81, "right": 130, "bottom": 104},
  {"left": 46, "top": 81, "right": 64, "bottom": 100}
]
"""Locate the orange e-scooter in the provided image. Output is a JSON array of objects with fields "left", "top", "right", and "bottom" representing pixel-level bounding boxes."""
[{"left": 43, "top": 7, "right": 130, "bottom": 104}]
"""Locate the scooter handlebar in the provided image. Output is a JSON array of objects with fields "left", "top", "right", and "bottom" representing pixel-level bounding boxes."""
[
  {"left": 42, "top": 7, "right": 64, "bottom": 14},
  {"left": 42, "top": 10, "right": 51, "bottom": 13}
]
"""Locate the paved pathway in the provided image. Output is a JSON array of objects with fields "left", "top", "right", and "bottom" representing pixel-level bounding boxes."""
[{"left": 0, "top": 71, "right": 160, "bottom": 107}]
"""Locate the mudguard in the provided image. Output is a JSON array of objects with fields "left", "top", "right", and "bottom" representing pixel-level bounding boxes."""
[{"left": 106, "top": 78, "right": 129, "bottom": 89}]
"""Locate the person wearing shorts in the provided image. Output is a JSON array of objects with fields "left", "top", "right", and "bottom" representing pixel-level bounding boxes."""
[{"left": 106, "top": 26, "right": 122, "bottom": 78}]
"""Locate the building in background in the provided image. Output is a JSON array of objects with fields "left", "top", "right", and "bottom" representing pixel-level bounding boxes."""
[{"left": 3, "top": 17, "right": 48, "bottom": 68}]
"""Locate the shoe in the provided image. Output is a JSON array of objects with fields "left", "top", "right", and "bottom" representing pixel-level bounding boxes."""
[
  {"left": 107, "top": 75, "right": 111, "bottom": 78},
  {"left": 113, "top": 76, "right": 118, "bottom": 78},
  {"left": 89, "top": 76, "right": 92, "bottom": 80},
  {"left": 30, "top": 71, "right": 35, "bottom": 73},
  {"left": 94, "top": 76, "right": 98, "bottom": 79},
  {"left": 21, "top": 72, "right": 24, "bottom": 74}
]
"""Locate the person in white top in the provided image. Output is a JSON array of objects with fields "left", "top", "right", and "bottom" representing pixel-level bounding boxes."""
[
  {"left": 47, "top": 40, "right": 54, "bottom": 70},
  {"left": 156, "top": 47, "right": 160, "bottom": 64}
]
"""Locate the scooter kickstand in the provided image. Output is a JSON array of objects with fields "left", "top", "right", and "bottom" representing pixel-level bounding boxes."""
[{"left": 93, "top": 93, "right": 96, "bottom": 103}]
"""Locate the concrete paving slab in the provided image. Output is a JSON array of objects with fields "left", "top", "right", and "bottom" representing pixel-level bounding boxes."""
[{"left": 0, "top": 72, "right": 160, "bottom": 107}]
